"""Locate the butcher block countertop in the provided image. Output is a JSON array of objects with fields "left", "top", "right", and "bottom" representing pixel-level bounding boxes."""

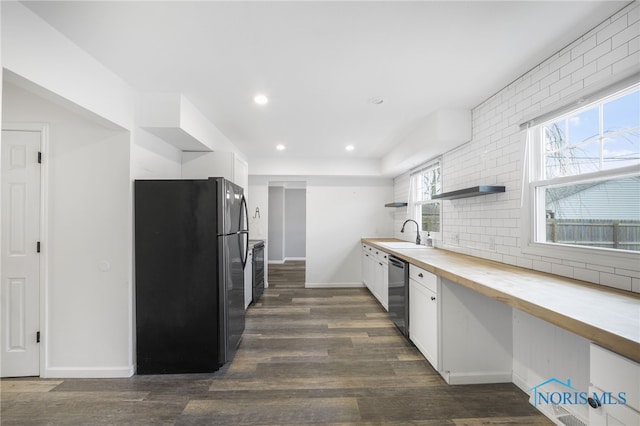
[{"left": 362, "top": 237, "right": 640, "bottom": 363}]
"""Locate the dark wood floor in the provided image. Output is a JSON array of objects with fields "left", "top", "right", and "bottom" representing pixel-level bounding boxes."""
[{"left": 0, "top": 261, "right": 551, "bottom": 425}]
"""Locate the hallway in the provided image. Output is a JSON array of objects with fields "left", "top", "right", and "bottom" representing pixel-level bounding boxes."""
[{"left": 0, "top": 261, "right": 550, "bottom": 424}]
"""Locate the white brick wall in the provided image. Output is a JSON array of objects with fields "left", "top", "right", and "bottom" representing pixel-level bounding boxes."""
[{"left": 393, "top": 2, "right": 640, "bottom": 293}]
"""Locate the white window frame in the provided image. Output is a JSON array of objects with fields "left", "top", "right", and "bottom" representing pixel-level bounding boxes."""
[
  {"left": 521, "top": 84, "right": 640, "bottom": 271},
  {"left": 408, "top": 159, "right": 442, "bottom": 240}
]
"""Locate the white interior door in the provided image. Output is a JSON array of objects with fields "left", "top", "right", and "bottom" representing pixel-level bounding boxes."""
[{"left": 1, "top": 129, "right": 41, "bottom": 377}]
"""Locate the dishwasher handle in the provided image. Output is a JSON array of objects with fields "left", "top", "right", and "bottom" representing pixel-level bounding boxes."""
[{"left": 388, "top": 256, "right": 406, "bottom": 269}]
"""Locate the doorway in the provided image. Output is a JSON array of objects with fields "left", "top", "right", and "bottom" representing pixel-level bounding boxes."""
[
  {"left": 267, "top": 182, "right": 306, "bottom": 263},
  {"left": 267, "top": 182, "right": 306, "bottom": 286},
  {"left": 1, "top": 127, "right": 45, "bottom": 377}
]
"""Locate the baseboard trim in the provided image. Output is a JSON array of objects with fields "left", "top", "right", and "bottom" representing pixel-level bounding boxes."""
[
  {"left": 268, "top": 257, "right": 306, "bottom": 264},
  {"left": 511, "top": 373, "right": 530, "bottom": 394},
  {"left": 442, "top": 370, "right": 512, "bottom": 385},
  {"left": 305, "top": 282, "right": 365, "bottom": 288},
  {"left": 43, "top": 365, "right": 134, "bottom": 378}
]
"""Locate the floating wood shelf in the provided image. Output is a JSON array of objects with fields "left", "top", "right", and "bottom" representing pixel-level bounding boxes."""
[
  {"left": 384, "top": 202, "right": 408, "bottom": 207},
  {"left": 432, "top": 185, "right": 505, "bottom": 200}
]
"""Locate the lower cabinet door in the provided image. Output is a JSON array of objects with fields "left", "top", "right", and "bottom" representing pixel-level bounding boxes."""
[
  {"left": 409, "top": 279, "right": 438, "bottom": 369},
  {"left": 589, "top": 386, "right": 640, "bottom": 426}
]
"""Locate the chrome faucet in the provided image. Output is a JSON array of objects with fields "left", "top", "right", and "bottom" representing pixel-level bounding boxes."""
[{"left": 401, "top": 219, "right": 421, "bottom": 245}]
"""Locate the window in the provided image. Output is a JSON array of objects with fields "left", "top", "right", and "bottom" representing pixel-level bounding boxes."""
[
  {"left": 408, "top": 160, "right": 442, "bottom": 234},
  {"left": 529, "top": 84, "right": 640, "bottom": 254}
]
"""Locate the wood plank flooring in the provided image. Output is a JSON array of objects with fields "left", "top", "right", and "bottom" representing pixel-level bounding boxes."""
[{"left": 0, "top": 261, "right": 552, "bottom": 425}]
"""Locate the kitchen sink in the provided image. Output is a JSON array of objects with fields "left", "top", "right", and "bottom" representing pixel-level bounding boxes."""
[{"left": 377, "top": 242, "right": 428, "bottom": 250}]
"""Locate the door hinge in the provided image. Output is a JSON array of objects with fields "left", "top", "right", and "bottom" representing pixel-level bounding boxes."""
[
  {"left": 36, "top": 331, "right": 40, "bottom": 343},
  {"left": 38, "top": 152, "right": 42, "bottom": 164},
  {"left": 37, "top": 241, "right": 41, "bottom": 253}
]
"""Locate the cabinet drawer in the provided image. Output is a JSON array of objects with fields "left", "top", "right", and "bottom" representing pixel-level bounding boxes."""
[
  {"left": 376, "top": 250, "right": 389, "bottom": 264},
  {"left": 590, "top": 344, "right": 640, "bottom": 412},
  {"left": 409, "top": 265, "right": 437, "bottom": 293}
]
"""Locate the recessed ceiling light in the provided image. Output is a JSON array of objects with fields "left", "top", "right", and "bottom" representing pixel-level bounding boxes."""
[
  {"left": 276, "top": 144, "right": 286, "bottom": 151},
  {"left": 368, "top": 96, "right": 384, "bottom": 105},
  {"left": 254, "top": 94, "right": 269, "bottom": 105},
  {"left": 345, "top": 144, "right": 355, "bottom": 152}
]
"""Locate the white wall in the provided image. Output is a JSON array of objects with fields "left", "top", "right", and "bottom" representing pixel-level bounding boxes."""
[
  {"left": 1, "top": 3, "right": 185, "bottom": 378},
  {"left": 268, "top": 186, "right": 285, "bottom": 262},
  {"left": 2, "top": 2, "right": 136, "bottom": 131},
  {"left": 130, "top": 127, "right": 182, "bottom": 179},
  {"left": 248, "top": 184, "right": 268, "bottom": 242},
  {"left": 247, "top": 182, "right": 269, "bottom": 287},
  {"left": 393, "top": 2, "right": 640, "bottom": 294},
  {"left": 252, "top": 175, "right": 394, "bottom": 286},
  {"left": 285, "top": 188, "right": 306, "bottom": 259},
  {"left": 3, "top": 82, "right": 133, "bottom": 377},
  {"left": 306, "top": 177, "right": 394, "bottom": 287}
]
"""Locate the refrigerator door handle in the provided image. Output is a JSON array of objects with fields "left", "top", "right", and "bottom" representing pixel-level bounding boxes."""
[
  {"left": 239, "top": 231, "right": 249, "bottom": 269},
  {"left": 239, "top": 195, "right": 249, "bottom": 234},
  {"left": 239, "top": 195, "right": 249, "bottom": 269}
]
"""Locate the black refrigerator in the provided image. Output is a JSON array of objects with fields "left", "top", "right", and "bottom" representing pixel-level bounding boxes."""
[{"left": 134, "top": 177, "right": 248, "bottom": 374}]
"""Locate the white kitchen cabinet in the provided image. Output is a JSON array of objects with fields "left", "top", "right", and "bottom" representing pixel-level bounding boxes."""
[
  {"left": 360, "top": 244, "right": 389, "bottom": 311},
  {"left": 589, "top": 344, "right": 640, "bottom": 425},
  {"left": 371, "top": 248, "right": 389, "bottom": 311},
  {"left": 244, "top": 249, "right": 253, "bottom": 309},
  {"left": 375, "top": 251, "right": 389, "bottom": 310},
  {"left": 409, "top": 265, "right": 439, "bottom": 369},
  {"left": 362, "top": 244, "right": 374, "bottom": 290},
  {"left": 182, "top": 151, "right": 249, "bottom": 191}
]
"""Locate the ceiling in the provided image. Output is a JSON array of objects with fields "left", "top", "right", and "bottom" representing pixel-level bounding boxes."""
[{"left": 22, "top": 1, "right": 629, "bottom": 162}]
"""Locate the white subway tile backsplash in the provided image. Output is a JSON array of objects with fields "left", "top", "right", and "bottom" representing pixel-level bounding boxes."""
[
  {"left": 574, "top": 268, "right": 600, "bottom": 284},
  {"left": 547, "top": 51, "right": 572, "bottom": 73},
  {"left": 628, "top": 2, "right": 640, "bottom": 24},
  {"left": 562, "top": 56, "right": 587, "bottom": 79},
  {"left": 571, "top": 34, "right": 597, "bottom": 60},
  {"left": 612, "top": 21, "right": 639, "bottom": 48},
  {"left": 596, "top": 14, "right": 628, "bottom": 45},
  {"left": 612, "top": 51, "right": 640, "bottom": 74},
  {"left": 597, "top": 44, "right": 629, "bottom": 70},
  {"left": 614, "top": 267, "right": 640, "bottom": 280},
  {"left": 587, "top": 263, "right": 615, "bottom": 274},
  {"left": 393, "top": 4, "right": 638, "bottom": 293},
  {"left": 532, "top": 260, "right": 552, "bottom": 274},
  {"left": 516, "top": 257, "right": 534, "bottom": 269},
  {"left": 628, "top": 33, "right": 640, "bottom": 54},
  {"left": 559, "top": 80, "right": 585, "bottom": 99},
  {"left": 549, "top": 74, "right": 572, "bottom": 95},
  {"left": 570, "top": 60, "right": 597, "bottom": 83},
  {"left": 551, "top": 263, "right": 574, "bottom": 279},
  {"left": 599, "top": 272, "right": 632, "bottom": 291},
  {"left": 584, "top": 66, "right": 613, "bottom": 86}
]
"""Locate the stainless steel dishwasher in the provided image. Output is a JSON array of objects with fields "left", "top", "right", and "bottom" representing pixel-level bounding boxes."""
[{"left": 388, "top": 255, "right": 409, "bottom": 337}]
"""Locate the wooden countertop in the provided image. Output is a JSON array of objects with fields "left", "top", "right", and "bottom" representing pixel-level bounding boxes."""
[{"left": 362, "top": 237, "right": 640, "bottom": 363}]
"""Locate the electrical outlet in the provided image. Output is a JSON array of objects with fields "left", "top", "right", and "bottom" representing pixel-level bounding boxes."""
[{"left": 452, "top": 233, "right": 459, "bottom": 246}]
